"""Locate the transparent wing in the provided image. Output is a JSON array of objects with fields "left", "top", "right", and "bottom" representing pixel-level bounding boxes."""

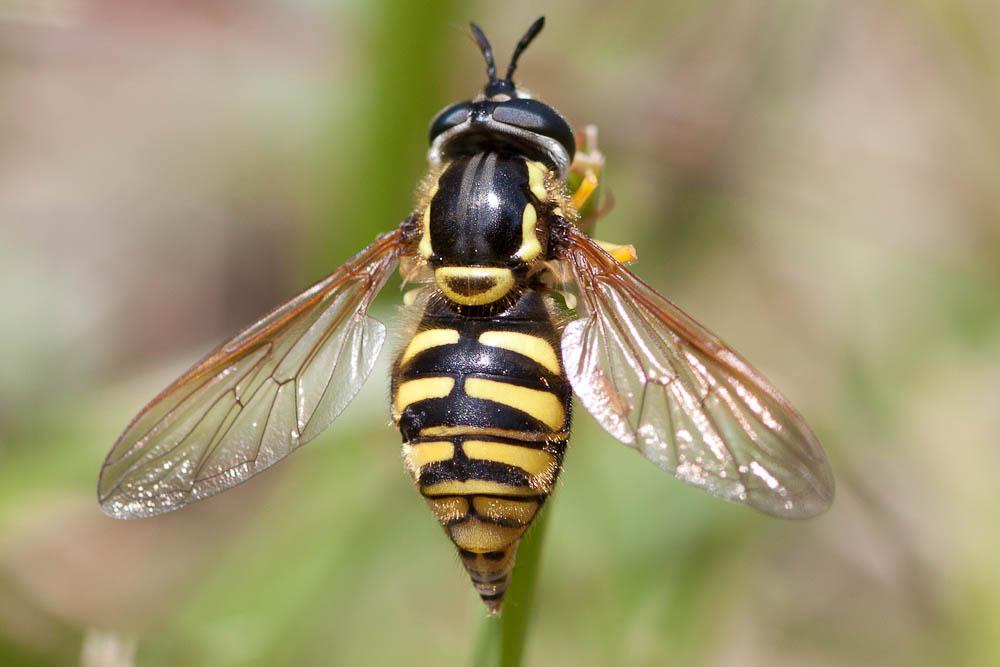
[
  {"left": 99, "top": 229, "right": 406, "bottom": 519},
  {"left": 559, "top": 226, "right": 833, "bottom": 518}
]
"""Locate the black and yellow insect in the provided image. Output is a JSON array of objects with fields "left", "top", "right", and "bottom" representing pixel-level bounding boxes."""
[{"left": 98, "top": 17, "right": 834, "bottom": 613}]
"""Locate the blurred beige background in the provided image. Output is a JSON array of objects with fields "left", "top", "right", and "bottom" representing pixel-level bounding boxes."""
[{"left": 1, "top": 1, "right": 999, "bottom": 665}]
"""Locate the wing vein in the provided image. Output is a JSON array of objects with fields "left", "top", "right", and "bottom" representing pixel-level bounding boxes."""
[
  {"left": 557, "top": 225, "right": 832, "bottom": 518},
  {"left": 98, "top": 229, "right": 406, "bottom": 518}
]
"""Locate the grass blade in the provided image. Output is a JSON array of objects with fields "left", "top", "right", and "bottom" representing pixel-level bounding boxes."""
[{"left": 469, "top": 501, "right": 552, "bottom": 667}]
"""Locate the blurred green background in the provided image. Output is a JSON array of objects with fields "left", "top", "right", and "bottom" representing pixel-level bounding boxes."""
[{"left": 2, "top": 1, "right": 999, "bottom": 665}]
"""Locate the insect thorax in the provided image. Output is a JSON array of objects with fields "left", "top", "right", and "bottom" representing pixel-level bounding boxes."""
[{"left": 418, "top": 151, "right": 558, "bottom": 307}]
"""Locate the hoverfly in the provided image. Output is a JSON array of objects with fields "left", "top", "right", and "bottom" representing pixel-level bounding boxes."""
[{"left": 98, "top": 17, "right": 834, "bottom": 613}]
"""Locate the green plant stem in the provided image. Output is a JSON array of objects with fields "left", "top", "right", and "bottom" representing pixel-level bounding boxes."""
[
  {"left": 469, "top": 120, "right": 596, "bottom": 667},
  {"left": 501, "top": 505, "right": 551, "bottom": 667},
  {"left": 310, "top": 0, "right": 457, "bottom": 274},
  {"left": 470, "top": 500, "right": 553, "bottom": 667},
  {"left": 470, "top": 614, "right": 501, "bottom": 667}
]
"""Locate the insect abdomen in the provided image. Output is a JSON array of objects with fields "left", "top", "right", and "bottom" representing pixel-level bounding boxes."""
[{"left": 391, "top": 290, "right": 570, "bottom": 612}]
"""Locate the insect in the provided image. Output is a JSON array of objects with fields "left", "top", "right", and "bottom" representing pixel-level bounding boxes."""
[{"left": 98, "top": 17, "right": 833, "bottom": 613}]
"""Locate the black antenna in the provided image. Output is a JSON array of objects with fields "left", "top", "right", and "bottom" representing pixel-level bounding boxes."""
[
  {"left": 470, "top": 22, "right": 497, "bottom": 84},
  {"left": 505, "top": 16, "right": 545, "bottom": 81}
]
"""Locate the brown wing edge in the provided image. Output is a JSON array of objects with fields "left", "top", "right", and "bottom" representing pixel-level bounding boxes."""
[
  {"left": 97, "top": 227, "right": 409, "bottom": 517},
  {"left": 556, "top": 222, "right": 834, "bottom": 517}
]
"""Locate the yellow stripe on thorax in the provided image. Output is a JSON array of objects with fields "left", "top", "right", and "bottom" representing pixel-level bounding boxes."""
[
  {"left": 434, "top": 266, "right": 515, "bottom": 306},
  {"left": 478, "top": 330, "right": 560, "bottom": 374},
  {"left": 418, "top": 207, "right": 432, "bottom": 258},
  {"left": 395, "top": 377, "right": 454, "bottom": 413},
  {"left": 418, "top": 184, "right": 438, "bottom": 259},
  {"left": 526, "top": 160, "right": 549, "bottom": 201},
  {"left": 464, "top": 378, "right": 566, "bottom": 431},
  {"left": 401, "top": 328, "right": 459, "bottom": 364},
  {"left": 514, "top": 203, "right": 541, "bottom": 261}
]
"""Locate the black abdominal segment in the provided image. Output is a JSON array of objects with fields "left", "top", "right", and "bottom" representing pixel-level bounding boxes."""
[{"left": 391, "top": 290, "right": 571, "bottom": 611}]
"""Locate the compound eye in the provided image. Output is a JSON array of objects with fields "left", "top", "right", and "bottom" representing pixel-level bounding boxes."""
[
  {"left": 492, "top": 98, "right": 576, "bottom": 159},
  {"left": 429, "top": 102, "right": 472, "bottom": 143}
]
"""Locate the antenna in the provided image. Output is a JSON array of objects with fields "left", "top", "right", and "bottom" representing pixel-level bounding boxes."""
[
  {"left": 470, "top": 22, "right": 498, "bottom": 84},
  {"left": 505, "top": 16, "right": 545, "bottom": 81}
]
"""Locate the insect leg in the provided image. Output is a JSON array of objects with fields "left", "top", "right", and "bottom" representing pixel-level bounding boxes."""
[
  {"left": 569, "top": 124, "right": 604, "bottom": 212},
  {"left": 594, "top": 240, "right": 637, "bottom": 264}
]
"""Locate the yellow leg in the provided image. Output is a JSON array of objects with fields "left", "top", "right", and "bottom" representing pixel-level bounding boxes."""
[
  {"left": 567, "top": 126, "right": 636, "bottom": 264},
  {"left": 571, "top": 168, "right": 599, "bottom": 210},
  {"left": 569, "top": 124, "right": 607, "bottom": 234},
  {"left": 595, "top": 239, "right": 638, "bottom": 264}
]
